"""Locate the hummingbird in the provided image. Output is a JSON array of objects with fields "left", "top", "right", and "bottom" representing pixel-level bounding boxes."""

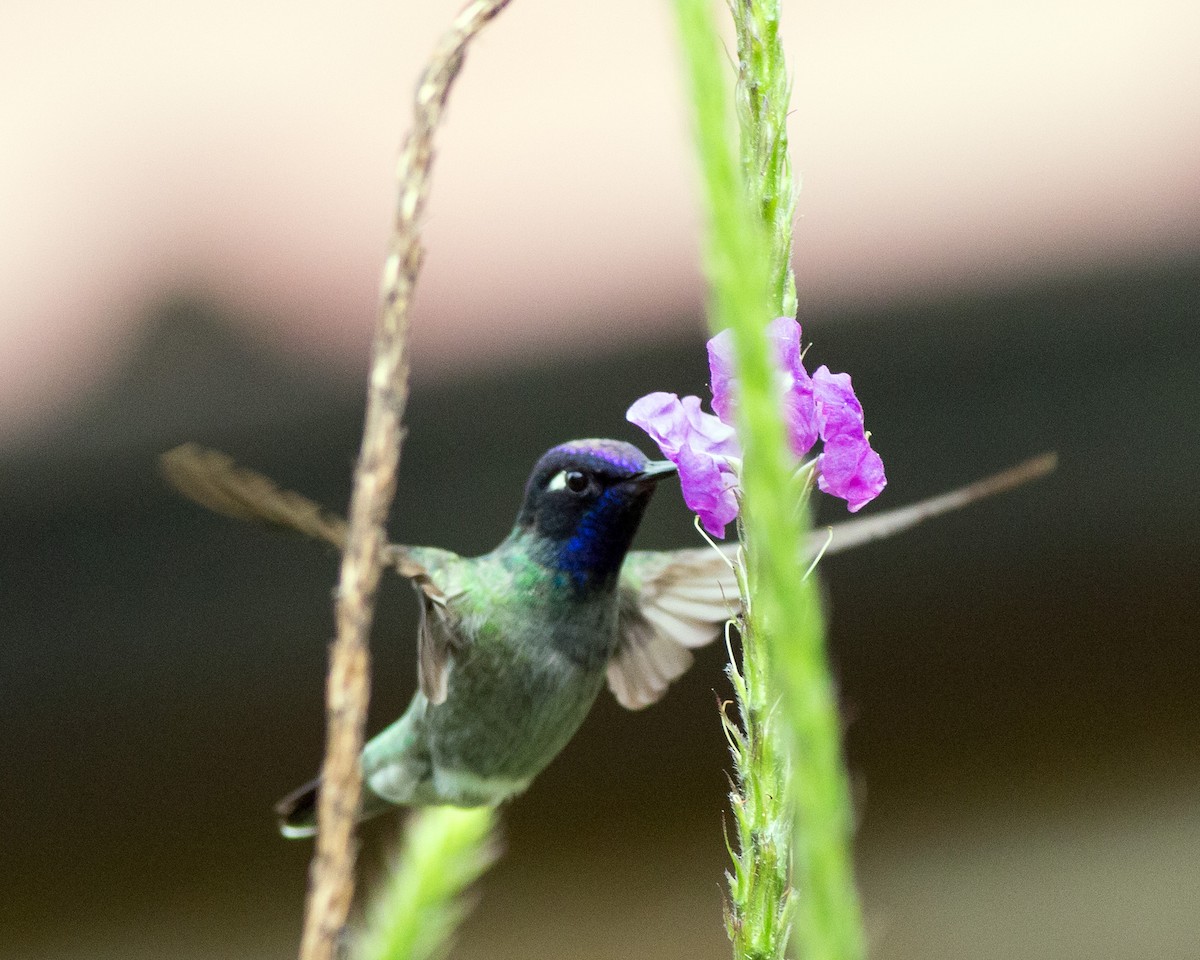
[
  {"left": 161, "top": 440, "right": 1054, "bottom": 838},
  {"left": 164, "top": 439, "right": 744, "bottom": 837}
]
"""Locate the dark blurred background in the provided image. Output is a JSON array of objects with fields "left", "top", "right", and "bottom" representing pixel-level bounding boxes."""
[
  {"left": 3, "top": 1, "right": 1199, "bottom": 958},
  {"left": 5, "top": 257, "right": 1199, "bottom": 959}
]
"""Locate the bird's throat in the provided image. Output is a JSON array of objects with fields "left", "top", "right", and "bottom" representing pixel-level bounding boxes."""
[{"left": 521, "top": 490, "right": 650, "bottom": 594}]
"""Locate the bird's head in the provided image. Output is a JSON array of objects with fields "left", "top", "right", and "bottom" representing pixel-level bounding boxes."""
[{"left": 514, "top": 439, "right": 676, "bottom": 588}]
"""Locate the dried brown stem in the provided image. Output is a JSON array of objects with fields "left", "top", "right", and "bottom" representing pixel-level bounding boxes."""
[{"left": 297, "top": 4, "right": 515, "bottom": 960}]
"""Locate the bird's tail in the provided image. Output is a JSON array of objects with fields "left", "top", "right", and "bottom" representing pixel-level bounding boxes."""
[
  {"left": 274, "top": 776, "right": 399, "bottom": 839},
  {"left": 274, "top": 777, "right": 323, "bottom": 839}
]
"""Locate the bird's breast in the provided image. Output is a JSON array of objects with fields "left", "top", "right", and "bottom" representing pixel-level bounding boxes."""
[{"left": 421, "top": 591, "right": 617, "bottom": 785}]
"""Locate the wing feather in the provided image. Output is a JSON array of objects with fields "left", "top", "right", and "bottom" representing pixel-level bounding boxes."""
[
  {"left": 416, "top": 592, "right": 455, "bottom": 705},
  {"left": 608, "top": 546, "right": 741, "bottom": 710},
  {"left": 398, "top": 547, "right": 464, "bottom": 707},
  {"left": 160, "top": 443, "right": 348, "bottom": 549},
  {"left": 606, "top": 609, "right": 696, "bottom": 710},
  {"left": 640, "top": 604, "right": 722, "bottom": 650},
  {"left": 160, "top": 444, "right": 473, "bottom": 705}
]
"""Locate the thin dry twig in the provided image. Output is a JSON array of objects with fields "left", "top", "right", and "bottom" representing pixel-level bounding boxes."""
[{"left": 297, "top": 4, "right": 516, "bottom": 959}]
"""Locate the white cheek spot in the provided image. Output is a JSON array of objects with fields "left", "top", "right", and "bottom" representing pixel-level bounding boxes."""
[{"left": 547, "top": 470, "right": 568, "bottom": 492}]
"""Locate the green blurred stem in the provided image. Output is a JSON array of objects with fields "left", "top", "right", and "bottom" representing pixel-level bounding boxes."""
[
  {"left": 671, "top": 1, "right": 865, "bottom": 959},
  {"left": 354, "top": 807, "right": 500, "bottom": 960},
  {"left": 731, "top": 0, "right": 798, "bottom": 320}
]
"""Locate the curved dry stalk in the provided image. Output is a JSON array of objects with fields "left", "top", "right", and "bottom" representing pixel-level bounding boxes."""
[{"left": 298, "top": 4, "right": 516, "bottom": 960}]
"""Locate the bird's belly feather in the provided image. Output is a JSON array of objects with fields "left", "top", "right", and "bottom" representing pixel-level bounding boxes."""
[
  {"left": 365, "top": 562, "right": 618, "bottom": 808},
  {"left": 426, "top": 647, "right": 605, "bottom": 787}
]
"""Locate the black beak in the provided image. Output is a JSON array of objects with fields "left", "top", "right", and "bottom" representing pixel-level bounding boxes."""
[{"left": 632, "top": 460, "right": 678, "bottom": 486}]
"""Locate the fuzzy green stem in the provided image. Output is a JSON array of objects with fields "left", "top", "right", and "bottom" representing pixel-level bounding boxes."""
[
  {"left": 353, "top": 807, "right": 500, "bottom": 960},
  {"left": 731, "top": 0, "right": 797, "bottom": 320},
  {"left": 670, "top": 2, "right": 865, "bottom": 959}
]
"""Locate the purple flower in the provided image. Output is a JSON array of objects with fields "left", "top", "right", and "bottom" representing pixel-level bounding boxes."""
[
  {"left": 627, "top": 317, "right": 886, "bottom": 533},
  {"left": 626, "top": 392, "right": 740, "bottom": 538},
  {"left": 709, "top": 317, "right": 819, "bottom": 457},
  {"left": 811, "top": 366, "right": 886, "bottom": 512}
]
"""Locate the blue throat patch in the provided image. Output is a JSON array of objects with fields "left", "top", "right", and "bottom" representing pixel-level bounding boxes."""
[{"left": 554, "top": 488, "right": 637, "bottom": 591}]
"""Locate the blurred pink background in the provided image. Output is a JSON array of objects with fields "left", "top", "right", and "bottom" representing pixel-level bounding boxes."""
[
  {"left": 4, "top": 5, "right": 1200, "bottom": 960},
  {"left": 3, "top": 0, "right": 1198, "bottom": 443}
]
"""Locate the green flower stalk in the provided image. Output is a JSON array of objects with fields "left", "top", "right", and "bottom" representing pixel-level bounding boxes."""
[
  {"left": 666, "top": 1, "right": 868, "bottom": 959},
  {"left": 353, "top": 807, "right": 500, "bottom": 960},
  {"left": 731, "top": 0, "right": 798, "bottom": 323}
]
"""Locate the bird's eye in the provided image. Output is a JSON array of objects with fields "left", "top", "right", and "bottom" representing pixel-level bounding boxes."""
[{"left": 547, "top": 469, "right": 592, "bottom": 494}]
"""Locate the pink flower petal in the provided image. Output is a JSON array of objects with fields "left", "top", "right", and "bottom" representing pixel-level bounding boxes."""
[
  {"left": 780, "top": 385, "right": 818, "bottom": 458},
  {"left": 711, "top": 318, "right": 820, "bottom": 456},
  {"left": 626, "top": 392, "right": 690, "bottom": 459},
  {"left": 627, "top": 391, "right": 743, "bottom": 538},
  {"left": 812, "top": 366, "right": 886, "bottom": 510},
  {"left": 627, "top": 392, "right": 739, "bottom": 461},
  {"left": 706, "top": 329, "right": 737, "bottom": 425},
  {"left": 679, "top": 395, "right": 740, "bottom": 457},
  {"left": 677, "top": 442, "right": 740, "bottom": 538},
  {"left": 766, "top": 316, "right": 804, "bottom": 375},
  {"left": 817, "top": 435, "right": 886, "bottom": 512},
  {"left": 812, "top": 366, "right": 863, "bottom": 431}
]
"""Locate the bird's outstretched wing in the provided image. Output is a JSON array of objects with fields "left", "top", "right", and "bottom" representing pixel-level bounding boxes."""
[
  {"left": 608, "top": 452, "right": 1057, "bottom": 709},
  {"left": 161, "top": 443, "right": 349, "bottom": 549},
  {"left": 160, "top": 443, "right": 463, "bottom": 704},
  {"left": 610, "top": 546, "right": 741, "bottom": 710}
]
